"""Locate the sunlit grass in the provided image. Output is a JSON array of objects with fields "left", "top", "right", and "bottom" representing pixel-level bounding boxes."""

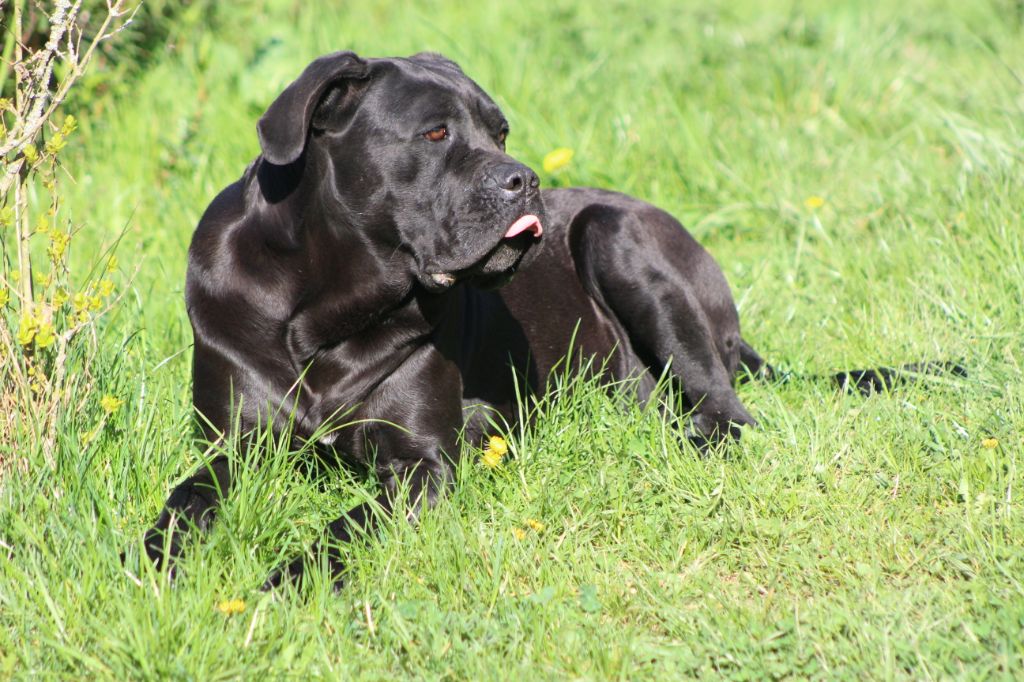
[{"left": 1, "top": 0, "right": 1022, "bottom": 677}]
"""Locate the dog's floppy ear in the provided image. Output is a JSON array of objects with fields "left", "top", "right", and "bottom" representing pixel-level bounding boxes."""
[{"left": 257, "top": 51, "right": 370, "bottom": 166}]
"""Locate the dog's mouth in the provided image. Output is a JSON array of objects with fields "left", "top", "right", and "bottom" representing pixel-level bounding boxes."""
[{"left": 424, "top": 213, "right": 543, "bottom": 292}]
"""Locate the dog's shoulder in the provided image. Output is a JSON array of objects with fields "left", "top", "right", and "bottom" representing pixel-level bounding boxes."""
[{"left": 186, "top": 161, "right": 282, "bottom": 308}]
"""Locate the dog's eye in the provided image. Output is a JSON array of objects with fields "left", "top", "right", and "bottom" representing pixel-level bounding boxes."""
[{"left": 423, "top": 126, "right": 448, "bottom": 142}]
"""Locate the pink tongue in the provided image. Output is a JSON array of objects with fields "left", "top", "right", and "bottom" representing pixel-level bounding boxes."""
[{"left": 504, "top": 214, "right": 543, "bottom": 239}]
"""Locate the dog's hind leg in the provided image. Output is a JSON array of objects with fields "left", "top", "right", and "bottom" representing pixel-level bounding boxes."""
[
  {"left": 143, "top": 455, "right": 232, "bottom": 571},
  {"left": 568, "top": 199, "right": 755, "bottom": 444},
  {"left": 833, "top": 360, "right": 967, "bottom": 396}
]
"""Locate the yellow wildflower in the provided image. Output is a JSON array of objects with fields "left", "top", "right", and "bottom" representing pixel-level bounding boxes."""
[
  {"left": 47, "top": 231, "right": 69, "bottom": 262},
  {"left": 17, "top": 314, "right": 37, "bottom": 346},
  {"left": 45, "top": 131, "right": 66, "bottom": 155},
  {"left": 73, "top": 292, "right": 89, "bottom": 312},
  {"left": 804, "top": 196, "right": 825, "bottom": 210},
  {"left": 99, "top": 279, "right": 115, "bottom": 297},
  {"left": 215, "top": 598, "right": 246, "bottom": 615},
  {"left": 981, "top": 438, "right": 998, "bottom": 449},
  {"left": 487, "top": 435, "right": 508, "bottom": 457},
  {"left": 481, "top": 435, "right": 508, "bottom": 468},
  {"left": 542, "top": 147, "right": 574, "bottom": 173},
  {"left": 35, "top": 322, "right": 56, "bottom": 349},
  {"left": 512, "top": 527, "right": 526, "bottom": 541},
  {"left": 88, "top": 295, "right": 102, "bottom": 312},
  {"left": 525, "top": 518, "right": 545, "bottom": 532},
  {"left": 0, "top": 287, "right": 8, "bottom": 307},
  {"left": 100, "top": 394, "right": 124, "bottom": 415},
  {"left": 52, "top": 288, "right": 68, "bottom": 307}
]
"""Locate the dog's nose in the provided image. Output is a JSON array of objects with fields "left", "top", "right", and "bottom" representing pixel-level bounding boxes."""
[{"left": 486, "top": 162, "right": 539, "bottom": 196}]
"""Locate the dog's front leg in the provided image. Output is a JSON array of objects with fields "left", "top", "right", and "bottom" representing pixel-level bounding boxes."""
[
  {"left": 143, "top": 454, "right": 233, "bottom": 573},
  {"left": 261, "top": 454, "right": 452, "bottom": 591},
  {"left": 263, "top": 342, "right": 462, "bottom": 591}
]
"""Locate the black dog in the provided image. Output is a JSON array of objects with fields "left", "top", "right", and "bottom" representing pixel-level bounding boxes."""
[{"left": 143, "top": 51, "right": 836, "bottom": 587}]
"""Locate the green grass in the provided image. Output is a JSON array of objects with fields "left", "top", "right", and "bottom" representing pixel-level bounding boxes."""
[{"left": 2, "top": 0, "right": 1023, "bottom": 677}]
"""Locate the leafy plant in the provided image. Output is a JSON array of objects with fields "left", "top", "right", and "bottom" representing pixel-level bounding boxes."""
[{"left": 0, "top": 0, "right": 136, "bottom": 469}]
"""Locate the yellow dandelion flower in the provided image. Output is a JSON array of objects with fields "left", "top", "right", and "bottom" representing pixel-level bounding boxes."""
[
  {"left": 481, "top": 435, "right": 508, "bottom": 468},
  {"left": 100, "top": 394, "right": 124, "bottom": 415},
  {"left": 512, "top": 527, "right": 526, "bottom": 541},
  {"left": 981, "top": 438, "right": 998, "bottom": 449},
  {"left": 542, "top": 147, "right": 574, "bottom": 174},
  {"left": 525, "top": 518, "right": 545, "bottom": 532},
  {"left": 481, "top": 449, "right": 503, "bottom": 469},
  {"left": 804, "top": 196, "right": 826, "bottom": 210},
  {"left": 215, "top": 598, "right": 246, "bottom": 615},
  {"left": 486, "top": 435, "right": 508, "bottom": 457}
]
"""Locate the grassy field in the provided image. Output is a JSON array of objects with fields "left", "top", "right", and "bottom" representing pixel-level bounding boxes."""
[{"left": 2, "top": 0, "right": 1023, "bottom": 677}]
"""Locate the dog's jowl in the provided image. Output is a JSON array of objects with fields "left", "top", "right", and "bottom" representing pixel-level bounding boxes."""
[{"left": 143, "top": 51, "right": 760, "bottom": 588}]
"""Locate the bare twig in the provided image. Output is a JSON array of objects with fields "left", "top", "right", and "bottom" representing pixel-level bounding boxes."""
[{"left": 0, "top": 1, "right": 136, "bottom": 193}]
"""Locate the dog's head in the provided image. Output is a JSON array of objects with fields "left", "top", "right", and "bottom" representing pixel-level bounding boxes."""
[{"left": 257, "top": 51, "right": 545, "bottom": 292}]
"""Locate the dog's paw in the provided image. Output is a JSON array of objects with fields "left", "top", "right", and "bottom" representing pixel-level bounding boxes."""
[
  {"left": 686, "top": 404, "right": 755, "bottom": 452},
  {"left": 140, "top": 527, "right": 183, "bottom": 579}
]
